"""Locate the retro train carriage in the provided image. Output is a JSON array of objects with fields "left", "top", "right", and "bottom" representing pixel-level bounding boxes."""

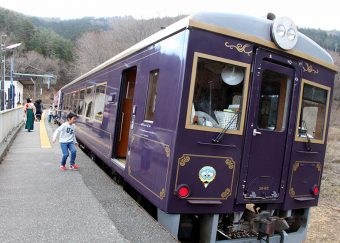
[{"left": 59, "top": 12, "right": 337, "bottom": 242}]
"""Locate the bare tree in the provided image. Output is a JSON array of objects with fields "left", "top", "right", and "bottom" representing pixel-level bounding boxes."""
[
  {"left": 329, "top": 51, "right": 340, "bottom": 102},
  {"left": 74, "top": 31, "right": 123, "bottom": 75},
  {"left": 15, "top": 51, "right": 60, "bottom": 75},
  {"left": 74, "top": 16, "right": 184, "bottom": 76}
]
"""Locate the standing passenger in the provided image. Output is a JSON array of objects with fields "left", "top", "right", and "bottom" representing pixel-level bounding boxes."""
[
  {"left": 23, "top": 98, "right": 36, "bottom": 132},
  {"left": 52, "top": 112, "right": 79, "bottom": 171},
  {"left": 52, "top": 105, "right": 58, "bottom": 124},
  {"left": 35, "top": 100, "right": 42, "bottom": 121},
  {"left": 48, "top": 106, "right": 53, "bottom": 123}
]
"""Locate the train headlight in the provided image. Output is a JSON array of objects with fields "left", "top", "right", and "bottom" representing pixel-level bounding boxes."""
[
  {"left": 276, "top": 24, "right": 286, "bottom": 37},
  {"left": 271, "top": 17, "right": 298, "bottom": 50},
  {"left": 287, "top": 28, "right": 297, "bottom": 41}
]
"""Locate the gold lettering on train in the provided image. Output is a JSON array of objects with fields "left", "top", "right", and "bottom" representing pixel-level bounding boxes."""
[{"left": 259, "top": 186, "right": 270, "bottom": 191}]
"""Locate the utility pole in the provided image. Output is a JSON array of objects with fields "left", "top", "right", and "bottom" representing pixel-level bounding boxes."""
[
  {"left": 0, "top": 35, "right": 6, "bottom": 111},
  {"left": 6, "top": 43, "right": 21, "bottom": 109},
  {"left": 0, "top": 37, "right": 21, "bottom": 110},
  {"left": 31, "top": 78, "right": 36, "bottom": 101},
  {"left": 10, "top": 56, "right": 14, "bottom": 108}
]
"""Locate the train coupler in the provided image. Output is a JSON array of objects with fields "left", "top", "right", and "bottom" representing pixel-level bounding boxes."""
[{"left": 251, "top": 213, "right": 289, "bottom": 241}]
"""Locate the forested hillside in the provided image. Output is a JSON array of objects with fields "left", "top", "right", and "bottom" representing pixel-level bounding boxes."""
[
  {"left": 299, "top": 28, "right": 340, "bottom": 52},
  {"left": 0, "top": 7, "right": 183, "bottom": 88},
  {"left": 0, "top": 6, "right": 339, "bottom": 92},
  {"left": 29, "top": 16, "right": 112, "bottom": 40},
  {"left": 0, "top": 8, "right": 75, "bottom": 62},
  {"left": 0, "top": 7, "right": 76, "bottom": 88}
]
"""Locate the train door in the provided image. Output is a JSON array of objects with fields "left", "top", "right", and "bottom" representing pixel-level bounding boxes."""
[
  {"left": 112, "top": 67, "right": 136, "bottom": 164},
  {"left": 237, "top": 49, "right": 297, "bottom": 203}
]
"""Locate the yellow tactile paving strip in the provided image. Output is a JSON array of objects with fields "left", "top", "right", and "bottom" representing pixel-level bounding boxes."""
[{"left": 40, "top": 112, "right": 52, "bottom": 148}]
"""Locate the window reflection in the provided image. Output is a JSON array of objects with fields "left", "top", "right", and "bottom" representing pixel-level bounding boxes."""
[
  {"left": 257, "top": 70, "right": 291, "bottom": 131},
  {"left": 298, "top": 83, "right": 328, "bottom": 140},
  {"left": 94, "top": 84, "right": 107, "bottom": 122},
  {"left": 190, "top": 56, "right": 246, "bottom": 131},
  {"left": 85, "top": 87, "right": 94, "bottom": 118},
  {"left": 77, "top": 90, "right": 85, "bottom": 115},
  {"left": 145, "top": 70, "right": 159, "bottom": 121}
]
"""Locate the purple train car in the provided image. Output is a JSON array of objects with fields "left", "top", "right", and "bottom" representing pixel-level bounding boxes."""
[{"left": 59, "top": 12, "right": 338, "bottom": 242}]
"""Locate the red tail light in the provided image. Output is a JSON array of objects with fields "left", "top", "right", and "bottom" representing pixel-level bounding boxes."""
[
  {"left": 312, "top": 185, "right": 319, "bottom": 196},
  {"left": 177, "top": 184, "right": 190, "bottom": 198}
]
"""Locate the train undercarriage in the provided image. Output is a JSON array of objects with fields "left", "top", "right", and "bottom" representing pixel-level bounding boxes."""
[{"left": 160, "top": 207, "right": 309, "bottom": 243}]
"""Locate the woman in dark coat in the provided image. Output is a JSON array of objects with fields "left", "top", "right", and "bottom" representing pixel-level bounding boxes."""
[
  {"left": 35, "top": 99, "right": 42, "bottom": 121},
  {"left": 24, "top": 98, "right": 36, "bottom": 132}
]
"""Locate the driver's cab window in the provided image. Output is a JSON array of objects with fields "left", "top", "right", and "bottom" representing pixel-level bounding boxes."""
[
  {"left": 186, "top": 52, "right": 250, "bottom": 135},
  {"left": 257, "top": 70, "right": 291, "bottom": 132},
  {"left": 296, "top": 79, "right": 330, "bottom": 143}
]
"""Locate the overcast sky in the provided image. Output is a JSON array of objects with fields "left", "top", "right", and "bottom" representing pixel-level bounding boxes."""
[{"left": 1, "top": 0, "right": 339, "bottom": 30}]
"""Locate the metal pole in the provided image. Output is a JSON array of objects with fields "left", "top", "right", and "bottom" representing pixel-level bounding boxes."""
[
  {"left": 32, "top": 78, "right": 36, "bottom": 101},
  {"left": 10, "top": 55, "right": 14, "bottom": 109},
  {"left": 0, "top": 35, "right": 5, "bottom": 111},
  {"left": 0, "top": 45, "right": 3, "bottom": 111},
  {"left": 3, "top": 53, "right": 6, "bottom": 110},
  {"left": 0, "top": 35, "right": 7, "bottom": 111}
]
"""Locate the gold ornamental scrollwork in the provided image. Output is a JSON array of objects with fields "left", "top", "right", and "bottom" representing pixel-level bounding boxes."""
[
  {"left": 164, "top": 145, "right": 171, "bottom": 158},
  {"left": 221, "top": 188, "right": 231, "bottom": 199},
  {"left": 293, "top": 162, "right": 300, "bottom": 172},
  {"left": 289, "top": 188, "right": 296, "bottom": 197},
  {"left": 159, "top": 188, "right": 166, "bottom": 199},
  {"left": 179, "top": 155, "right": 191, "bottom": 166},
  {"left": 225, "top": 42, "right": 252, "bottom": 56},
  {"left": 316, "top": 163, "right": 322, "bottom": 172},
  {"left": 302, "top": 62, "right": 319, "bottom": 74},
  {"left": 225, "top": 158, "right": 234, "bottom": 170}
]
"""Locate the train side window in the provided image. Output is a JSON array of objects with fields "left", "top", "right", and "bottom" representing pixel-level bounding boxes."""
[
  {"left": 62, "top": 94, "right": 67, "bottom": 110},
  {"left": 144, "top": 70, "right": 159, "bottom": 122},
  {"left": 93, "top": 84, "right": 107, "bottom": 122},
  {"left": 67, "top": 94, "right": 71, "bottom": 110},
  {"left": 85, "top": 87, "right": 94, "bottom": 118},
  {"left": 72, "top": 91, "right": 79, "bottom": 113},
  {"left": 257, "top": 70, "right": 291, "bottom": 131},
  {"left": 65, "top": 93, "right": 70, "bottom": 110},
  {"left": 71, "top": 92, "right": 78, "bottom": 113},
  {"left": 186, "top": 53, "right": 250, "bottom": 135},
  {"left": 296, "top": 80, "right": 330, "bottom": 143},
  {"left": 63, "top": 94, "right": 66, "bottom": 110},
  {"left": 77, "top": 89, "right": 85, "bottom": 115}
]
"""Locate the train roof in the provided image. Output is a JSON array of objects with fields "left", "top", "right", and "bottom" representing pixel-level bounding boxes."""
[{"left": 63, "top": 12, "right": 337, "bottom": 89}]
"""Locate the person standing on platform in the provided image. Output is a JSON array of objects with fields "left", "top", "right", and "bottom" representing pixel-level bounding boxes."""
[
  {"left": 48, "top": 106, "right": 53, "bottom": 123},
  {"left": 52, "top": 112, "right": 79, "bottom": 171},
  {"left": 35, "top": 100, "right": 42, "bottom": 121},
  {"left": 52, "top": 105, "right": 58, "bottom": 124},
  {"left": 23, "top": 98, "right": 36, "bottom": 132}
]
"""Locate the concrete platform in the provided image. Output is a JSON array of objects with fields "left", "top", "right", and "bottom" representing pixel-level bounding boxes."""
[{"left": 0, "top": 114, "right": 177, "bottom": 243}]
